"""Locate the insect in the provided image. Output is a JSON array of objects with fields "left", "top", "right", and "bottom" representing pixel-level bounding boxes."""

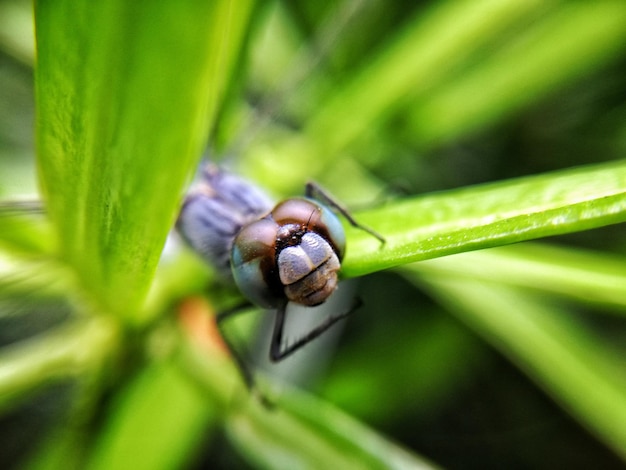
[{"left": 176, "top": 164, "right": 384, "bottom": 388}]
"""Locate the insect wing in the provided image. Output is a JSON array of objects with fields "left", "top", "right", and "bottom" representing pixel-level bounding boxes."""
[{"left": 177, "top": 165, "right": 274, "bottom": 277}]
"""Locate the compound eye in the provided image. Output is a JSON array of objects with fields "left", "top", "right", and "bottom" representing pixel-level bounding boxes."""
[
  {"left": 315, "top": 201, "right": 346, "bottom": 259},
  {"left": 231, "top": 218, "right": 281, "bottom": 308},
  {"left": 272, "top": 199, "right": 320, "bottom": 225},
  {"left": 272, "top": 198, "right": 346, "bottom": 259}
]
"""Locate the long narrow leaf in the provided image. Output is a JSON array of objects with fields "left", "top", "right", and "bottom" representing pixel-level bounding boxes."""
[
  {"left": 304, "top": 0, "right": 547, "bottom": 156},
  {"left": 414, "top": 243, "right": 626, "bottom": 311},
  {"left": 175, "top": 319, "right": 438, "bottom": 470},
  {"left": 35, "top": 1, "right": 254, "bottom": 320},
  {"left": 87, "top": 362, "right": 215, "bottom": 470},
  {"left": 228, "top": 391, "right": 439, "bottom": 470},
  {"left": 414, "top": 274, "right": 626, "bottom": 461},
  {"left": 407, "top": 1, "right": 626, "bottom": 146},
  {"left": 0, "top": 317, "right": 118, "bottom": 412},
  {"left": 342, "top": 160, "right": 626, "bottom": 277}
]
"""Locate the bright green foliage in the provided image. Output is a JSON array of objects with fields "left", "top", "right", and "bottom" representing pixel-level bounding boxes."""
[
  {"left": 414, "top": 273, "right": 626, "bottom": 460},
  {"left": 343, "top": 160, "right": 626, "bottom": 277},
  {"left": 0, "top": 0, "right": 625, "bottom": 468},
  {"left": 35, "top": 0, "right": 254, "bottom": 320}
]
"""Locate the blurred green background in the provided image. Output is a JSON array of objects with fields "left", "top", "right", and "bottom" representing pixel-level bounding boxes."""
[{"left": 1, "top": 0, "right": 626, "bottom": 469}]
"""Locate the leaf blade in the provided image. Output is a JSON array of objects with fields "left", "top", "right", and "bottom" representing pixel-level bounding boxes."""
[
  {"left": 414, "top": 275, "right": 626, "bottom": 461},
  {"left": 343, "top": 160, "right": 626, "bottom": 277},
  {"left": 35, "top": 1, "right": 255, "bottom": 319}
]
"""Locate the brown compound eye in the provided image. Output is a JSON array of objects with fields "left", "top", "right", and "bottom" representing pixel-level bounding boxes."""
[
  {"left": 272, "top": 198, "right": 346, "bottom": 259},
  {"left": 272, "top": 198, "right": 321, "bottom": 225},
  {"left": 231, "top": 218, "right": 282, "bottom": 309}
]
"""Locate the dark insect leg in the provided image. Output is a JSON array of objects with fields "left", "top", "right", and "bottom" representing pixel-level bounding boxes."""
[
  {"left": 0, "top": 199, "right": 45, "bottom": 214},
  {"left": 305, "top": 182, "right": 385, "bottom": 245},
  {"left": 270, "top": 299, "right": 360, "bottom": 362},
  {"left": 215, "top": 303, "right": 260, "bottom": 391}
]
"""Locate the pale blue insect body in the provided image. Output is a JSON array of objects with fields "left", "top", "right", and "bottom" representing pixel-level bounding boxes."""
[
  {"left": 177, "top": 164, "right": 346, "bottom": 310},
  {"left": 176, "top": 164, "right": 274, "bottom": 278},
  {"left": 177, "top": 164, "right": 383, "bottom": 371}
]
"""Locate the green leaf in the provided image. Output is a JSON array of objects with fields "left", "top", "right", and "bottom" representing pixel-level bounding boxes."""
[
  {"left": 240, "top": 2, "right": 626, "bottom": 187},
  {"left": 174, "top": 324, "right": 438, "bottom": 469},
  {"left": 414, "top": 243, "right": 626, "bottom": 311},
  {"left": 406, "top": 1, "right": 626, "bottom": 146},
  {"left": 87, "top": 361, "right": 215, "bottom": 470},
  {"left": 227, "top": 385, "right": 438, "bottom": 470},
  {"left": 342, "top": 160, "right": 626, "bottom": 278},
  {"left": 303, "top": 0, "right": 550, "bottom": 156},
  {"left": 34, "top": 0, "right": 255, "bottom": 320},
  {"left": 413, "top": 274, "right": 626, "bottom": 460},
  {"left": 240, "top": 0, "right": 552, "bottom": 184},
  {"left": 0, "top": 317, "right": 118, "bottom": 413}
]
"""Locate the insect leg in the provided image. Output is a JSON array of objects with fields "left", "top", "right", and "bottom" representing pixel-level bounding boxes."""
[
  {"left": 269, "top": 299, "right": 359, "bottom": 362},
  {"left": 305, "top": 182, "right": 385, "bottom": 245},
  {"left": 215, "top": 303, "right": 260, "bottom": 391}
]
